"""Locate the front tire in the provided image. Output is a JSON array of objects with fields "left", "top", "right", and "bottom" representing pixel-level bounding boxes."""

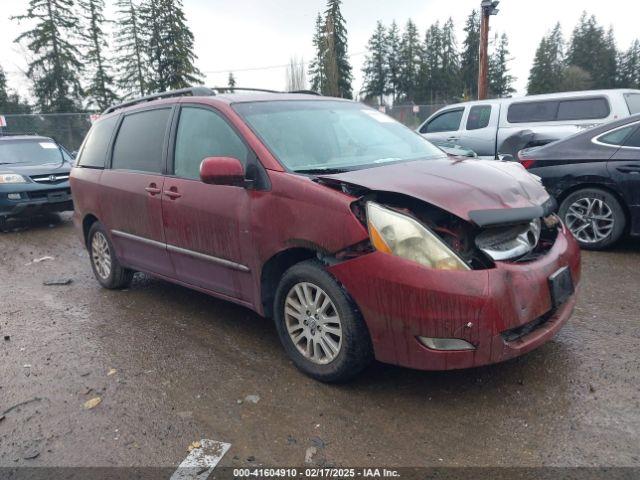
[
  {"left": 559, "top": 188, "right": 626, "bottom": 250},
  {"left": 88, "top": 222, "right": 134, "bottom": 289},
  {"left": 273, "top": 260, "right": 373, "bottom": 382}
]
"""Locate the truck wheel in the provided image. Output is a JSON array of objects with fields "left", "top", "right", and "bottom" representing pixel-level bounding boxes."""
[
  {"left": 559, "top": 188, "right": 626, "bottom": 250},
  {"left": 273, "top": 260, "right": 373, "bottom": 382},
  {"left": 88, "top": 222, "right": 134, "bottom": 289}
]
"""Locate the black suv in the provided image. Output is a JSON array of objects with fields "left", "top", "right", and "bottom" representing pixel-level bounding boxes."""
[{"left": 0, "top": 134, "right": 74, "bottom": 229}]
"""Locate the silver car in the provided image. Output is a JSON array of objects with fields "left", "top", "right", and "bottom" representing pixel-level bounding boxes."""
[{"left": 417, "top": 89, "right": 640, "bottom": 159}]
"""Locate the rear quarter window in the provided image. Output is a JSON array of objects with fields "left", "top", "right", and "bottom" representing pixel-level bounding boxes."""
[
  {"left": 111, "top": 108, "right": 171, "bottom": 173},
  {"left": 77, "top": 115, "right": 119, "bottom": 168},
  {"left": 625, "top": 93, "right": 640, "bottom": 114}
]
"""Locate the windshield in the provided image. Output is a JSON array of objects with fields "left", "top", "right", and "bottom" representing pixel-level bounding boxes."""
[
  {"left": 233, "top": 100, "right": 445, "bottom": 172},
  {"left": 625, "top": 93, "right": 640, "bottom": 115},
  {"left": 0, "top": 139, "right": 68, "bottom": 165}
]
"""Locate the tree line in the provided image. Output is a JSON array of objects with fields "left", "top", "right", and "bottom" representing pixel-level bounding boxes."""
[
  {"left": 360, "top": 11, "right": 514, "bottom": 105},
  {"left": 0, "top": 0, "right": 202, "bottom": 115},
  {"left": 528, "top": 12, "right": 640, "bottom": 94}
]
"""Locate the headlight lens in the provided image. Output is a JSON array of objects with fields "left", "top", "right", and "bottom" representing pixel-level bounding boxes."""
[
  {"left": 366, "top": 202, "right": 470, "bottom": 271},
  {"left": 0, "top": 173, "right": 27, "bottom": 184}
]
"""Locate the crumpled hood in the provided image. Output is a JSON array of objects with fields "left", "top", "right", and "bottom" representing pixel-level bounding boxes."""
[{"left": 318, "top": 157, "right": 551, "bottom": 223}]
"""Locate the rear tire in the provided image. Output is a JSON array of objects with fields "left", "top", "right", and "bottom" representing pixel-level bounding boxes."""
[
  {"left": 88, "top": 222, "right": 134, "bottom": 289},
  {"left": 273, "top": 260, "right": 373, "bottom": 383},
  {"left": 0, "top": 216, "right": 7, "bottom": 232},
  {"left": 559, "top": 188, "right": 626, "bottom": 250}
]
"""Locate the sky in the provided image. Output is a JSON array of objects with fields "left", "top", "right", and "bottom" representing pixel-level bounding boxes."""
[{"left": 1, "top": 0, "right": 639, "bottom": 103}]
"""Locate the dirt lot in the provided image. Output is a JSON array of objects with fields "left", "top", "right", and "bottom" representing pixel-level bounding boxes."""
[{"left": 1, "top": 213, "right": 639, "bottom": 470}]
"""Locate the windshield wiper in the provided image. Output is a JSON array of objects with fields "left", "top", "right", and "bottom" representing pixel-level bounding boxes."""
[{"left": 294, "top": 167, "right": 350, "bottom": 175}]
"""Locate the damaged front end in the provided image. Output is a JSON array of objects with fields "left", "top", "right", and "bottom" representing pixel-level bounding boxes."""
[{"left": 338, "top": 186, "right": 561, "bottom": 270}]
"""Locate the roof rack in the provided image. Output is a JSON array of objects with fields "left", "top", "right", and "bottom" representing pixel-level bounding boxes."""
[
  {"left": 0, "top": 131, "right": 41, "bottom": 138},
  {"left": 101, "top": 86, "right": 323, "bottom": 115},
  {"left": 102, "top": 87, "right": 215, "bottom": 114}
]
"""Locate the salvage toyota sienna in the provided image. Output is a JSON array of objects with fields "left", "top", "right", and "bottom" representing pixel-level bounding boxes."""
[{"left": 70, "top": 89, "right": 581, "bottom": 382}]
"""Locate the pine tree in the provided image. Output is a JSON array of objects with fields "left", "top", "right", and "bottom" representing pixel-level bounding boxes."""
[
  {"left": 12, "top": 0, "right": 83, "bottom": 112},
  {"left": 617, "top": 39, "right": 640, "bottom": 89},
  {"left": 566, "top": 13, "right": 617, "bottom": 89},
  {"left": 114, "top": 0, "right": 147, "bottom": 98},
  {"left": 460, "top": 10, "right": 480, "bottom": 99},
  {"left": 398, "top": 19, "right": 422, "bottom": 102},
  {"left": 440, "top": 18, "right": 461, "bottom": 101},
  {"left": 0, "top": 67, "right": 7, "bottom": 107},
  {"left": 419, "top": 22, "right": 442, "bottom": 103},
  {"left": 141, "top": 0, "right": 202, "bottom": 93},
  {"left": 488, "top": 33, "right": 515, "bottom": 97},
  {"left": 362, "top": 21, "right": 389, "bottom": 104},
  {"left": 528, "top": 23, "right": 565, "bottom": 94},
  {"left": 79, "top": 0, "right": 118, "bottom": 110},
  {"left": 386, "top": 21, "right": 401, "bottom": 102},
  {"left": 308, "top": 13, "right": 327, "bottom": 94},
  {"left": 227, "top": 72, "right": 236, "bottom": 92},
  {"left": 324, "top": 0, "right": 353, "bottom": 98}
]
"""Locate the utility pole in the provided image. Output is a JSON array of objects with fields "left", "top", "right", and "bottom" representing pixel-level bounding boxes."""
[{"left": 478, "top": 0, "right": 500, "bottom": 100}]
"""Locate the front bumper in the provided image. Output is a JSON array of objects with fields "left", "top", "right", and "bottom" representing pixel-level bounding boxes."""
[
  {"left": 0, "top": 183, "right": 73, "bottom": 217},
  {"left": 327, "top": 225, "right": 581, "bottom": 371}
]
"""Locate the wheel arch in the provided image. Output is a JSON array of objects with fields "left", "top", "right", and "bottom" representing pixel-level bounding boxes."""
[{"left": 82, "top": 213, "right": 100, "bottom": 248}]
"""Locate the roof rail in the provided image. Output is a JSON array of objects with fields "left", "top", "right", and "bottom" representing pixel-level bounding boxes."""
[
  {"left": 0, "top": 131, "right": 40, "bottom": 137},
  {"left": 102, "top": 87, "right": 215, "bottom": 115},
  {"left": 212, "top": 87, "right": 280, "bottom": 94},
  {"left": 288, "top": 90, "right": 321, "bottom": 96}
]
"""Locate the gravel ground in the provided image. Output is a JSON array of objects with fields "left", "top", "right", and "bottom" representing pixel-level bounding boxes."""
[{"left": 0, "top": 213, "right": 639, "bottom": 470}]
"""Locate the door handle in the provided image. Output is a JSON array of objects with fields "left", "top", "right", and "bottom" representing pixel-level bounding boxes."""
[
  {"left": 164, "top": 187, "right": 182, "bottom": 199},
  {"left": 446, "top": 136, "right": 459, "bottom": 142},
  {"left": 616, "top": 166, "right": 640, "bottom": 174},
  {"left": 145, "top": 184, "right": 161, "bottom": 195}
]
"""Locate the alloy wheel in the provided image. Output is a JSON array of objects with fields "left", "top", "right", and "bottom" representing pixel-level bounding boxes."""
[
  {"left": 91, "top": 231, "right": 112, "bottom": 280},
  {"left": 284, "top": 282, "right": 343, "bottom": 365},
  {"left": 564, "top": 197, "right": 615, "bottom": 244}
]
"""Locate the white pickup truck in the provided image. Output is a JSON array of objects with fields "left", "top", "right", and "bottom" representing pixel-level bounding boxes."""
[{"left": 417, "top": 89, "right": 640, "bottom": 158}]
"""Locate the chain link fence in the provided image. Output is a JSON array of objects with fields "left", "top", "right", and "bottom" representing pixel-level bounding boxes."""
[
  {"left": 0, "top": 104, "right": 447, "bottom": 152},
  {"left": 0, "top": 113, "right": 94, "bottom": 152}
]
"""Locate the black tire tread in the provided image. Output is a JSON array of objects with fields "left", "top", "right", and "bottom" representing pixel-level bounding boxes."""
[{"left": 88, "top": 222, "right": 134, "bottom": 289}]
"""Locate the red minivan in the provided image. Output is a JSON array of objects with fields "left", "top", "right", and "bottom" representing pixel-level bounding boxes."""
[{"left": 70, "top": 88, "right": 581, "bottom": 382}]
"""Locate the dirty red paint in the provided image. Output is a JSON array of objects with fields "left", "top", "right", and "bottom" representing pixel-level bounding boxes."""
[{"left": 71, "top": 93, "right": 581, "bottom": 372}]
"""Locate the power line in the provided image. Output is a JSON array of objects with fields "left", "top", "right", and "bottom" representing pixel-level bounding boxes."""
[{"left": 3, "top": 51, "right": 367, "bottom": 76}]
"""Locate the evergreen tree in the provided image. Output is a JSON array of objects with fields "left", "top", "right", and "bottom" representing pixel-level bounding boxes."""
[
  {"left": 560, "top": 65, "right": 593, "bottom": 91},
  {"left": 308, "top": 13, "right": 327, "bottom": 94},
  {"left": 386, "top": 21, "right": 401, "bottom": 102},
  {"left": 398, "top": 19, "right": 422, "bottom": 102},
  {"left": 324, "top": 0, "right": 353, "bottom": 98},
  {"left": 460, "top": 10, "right": 480, "bottom": 99},
  {"left": 440, "top": 18, "right": 461, "bottom": 101},
  {"left": 12, "top": 0, "right": 83, "bottom": 112},
  {"left": 527, "top": 23, "right": 565, "bottom": 94},
  {"left": 0, "top": 67, "right": 7, "bottom": 107},
  {"left": 617, "top": 39, "right": 640, "bottom": 89},
  {"left": 141, "top": 0, "right": 202, "bottom": 92},
  {"left": 419, "top": 22, "right": 442, "bottom": 103},
  {"left": 79, "top": 0, "right": 118, "bottom": 110},
  {"left": 566, "top": 13, "right": 617, "bottom": 89},
  {"left": 227, "top": 72, "right": 236, "bottom": 92},
  {"left": 488, "top": 33, "right": 515, "bottom": 97},
  {"left": 362, "top": 21, "right": 389, "bottom": 104},
  {"left": 114, "top": 0, "right": 147, "bottom": 98}
]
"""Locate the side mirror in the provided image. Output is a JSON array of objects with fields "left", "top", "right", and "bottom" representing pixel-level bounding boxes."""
[{"left": 200, "top": 156, "right": 245, "bottom": 186}]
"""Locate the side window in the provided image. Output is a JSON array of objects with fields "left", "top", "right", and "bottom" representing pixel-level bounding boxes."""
[
  {"left": 557, "top": 98, "right": 610, "bottom": 121},
  {"left": 173, "top": 106, "right": 249, "bottom": 180},
  {"left": 622, "top": 127, "right": 640, "bottom": 148},
  {"left": 624, "top": 93, "right": 640, "bottom": 115},
  {"left": 111, "top": 108, "right": 171, "bottom": 173},
  {"left": 422, "top": 109, "right": 464, "bottom": 134},
  {"left": 78, "top": 115, "right": 119, "bottom": 168},
  {"left": 597, "top": 125, "right": 637, "bottom": 146},
  {"left": 466, "top": 105, "right": 492, "bottom": 130},
  {"left": 507, "top": 101, "right": 558, "bottom": 123}
]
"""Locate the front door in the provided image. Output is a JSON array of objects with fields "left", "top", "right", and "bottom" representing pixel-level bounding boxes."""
[
  {"left": 418, "top": 107, "right": 466, "bottom": 145},
  {"left": 161, "top": 105, "right": 253, "bottom": 300},
  {"left": 607, "top": 125, "right": 640, "bottom": 235},
  {"left": 99, "top": 107, "right": 174, "bottom": 277}
]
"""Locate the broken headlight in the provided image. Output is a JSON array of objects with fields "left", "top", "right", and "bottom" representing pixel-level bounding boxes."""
[{"left": 366, "top": 202, "right": 470, "bottom": 271}]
